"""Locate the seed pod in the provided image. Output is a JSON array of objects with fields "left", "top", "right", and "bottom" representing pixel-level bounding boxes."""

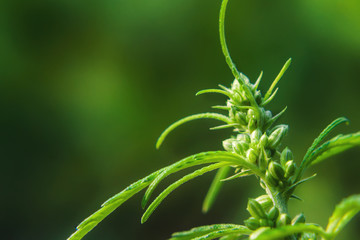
[
  {"left": 247, "top": 198, "right": 267, "bottom": 219},
  {"left": 268, "top": 125, "right": 288, "bottom": 149},
  {"left": 284, "top": 160, "right": 296, "bottom": 178},
  {"left": 233, "top": 143, "right": 245, "bottom": 155},
  {"left": 259, "top": 134, "right": 268, "bottom": 148},
  {"left": 268, "top": 206, "right": 279, "bottom": 220},
  {"left": 244, "top": 217, "right": 260, "bottom": 230},
  {"left": 292, "top": 213, "right": 306, "bottom": 225},
  {"left": 276, "top": 213, "right": 291, "bottom": 227},
  {"left": 255, "top": 195, "right": 273, "bottom": 212},
  {"left": 269, "top": 161, "right": 285, "bottom": 180},
  {"left": 237, "top": 133, "right": 250, "bottom": 142},
  {"left": 265, "top": 170, "right": 278, "bottom": 187},
  {"left": 281, "top": 147, "right": 293, "bottom": 166},
  {"left": 258, "top": 150, "right": 268, "bottom": 170},
  {"left": 246, "top": 148, "right": 258, "bottom": 164},
  {"left": 222, "top": 139, "right": 234, "bottom": 152},
  {"left": 251, "top": 129, "right": 262, "bottom": 144}
]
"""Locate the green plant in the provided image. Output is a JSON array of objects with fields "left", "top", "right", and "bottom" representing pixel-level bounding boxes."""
[{"left": 67, "top": 1, "right": 360, "bottom": 239}]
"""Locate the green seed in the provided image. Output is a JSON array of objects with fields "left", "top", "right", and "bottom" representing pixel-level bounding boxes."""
[
  {"left": 247, "top": 198, "right": 267, "bottom": 219},
  {"left": 268, "top": 125, "right": 288, "bottom": 149},
  {"left": 284, "top": 160, "right": 296, "bottom": 178},
  {"left": 281, "top": 147, "right": 293, "bottom": 166},
  {"left": 244, "top": 217, "right": 260, "bottom": 230},
  {"left": 269, "top": 161, "right": 285, "bottom": 180}
]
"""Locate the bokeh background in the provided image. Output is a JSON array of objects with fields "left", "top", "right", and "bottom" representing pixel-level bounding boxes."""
[{"left": 1, "top": 0, "right": 360, "bottom": 239}]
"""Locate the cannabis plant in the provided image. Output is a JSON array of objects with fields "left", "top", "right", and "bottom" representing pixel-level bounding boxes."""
[{"left": 68, "top": 0, "right": 360, "bottom": 239}]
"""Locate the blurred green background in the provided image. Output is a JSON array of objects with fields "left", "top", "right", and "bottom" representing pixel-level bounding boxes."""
[{"left": 1, "top": 0, "right": 360, "bottom": 239}]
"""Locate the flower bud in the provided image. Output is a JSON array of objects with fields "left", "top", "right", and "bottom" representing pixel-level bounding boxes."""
[
  {"left": 259, "top": 134, "right": 268, "bottom": 148},
  {"left": 265, "top": 170, "right": 278, "bottom": 187},
  {"left": 268, "top": 206, "right": 279, "bottom": 220},
  {"left": 255, "top": 195, "right": 273, "bottom": 212},
  {"left": 276, "top": 213, "right": 291, "bottom": 227},
  {"left": 269, "top": 161, "right": 285, "bottom": 180},
  {"left": 237, "top": 133, "right": 251, "bottom": 143},
  {"left": 233, "top": 141, "right": 248, "bottom": 155},
  {"left": 280, "top": 147, "right": 293, "bottom": 166},
  {"left": 222, "top": 139, "right": 234, "bottom": 152},
  {"left": 246, "top": 148, "right": 258, "bottom": 164},
  {"left": 247, "top": 199, "right": 267, "bottom": 219},
  {"left": 292, "top": 213, "right": 306, "bottom": 225},
  {"left": 268, "top": 125, "right": 288, "bottom": 149},
  {"left": 284, "top": 160, "right": 296, "bottom": 178},
  {"left": 244, "top": 217, "right": 260, "bottom": 230},
  {"left": 258, "top": 151, "right": 268, "bottom": 170},
  {"left": 251, "top": 129, "right": 262, "bottom": 144}
]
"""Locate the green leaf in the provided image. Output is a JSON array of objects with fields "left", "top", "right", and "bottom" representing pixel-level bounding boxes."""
[
  {"left": 202, "top": 166, "right": 231, "bottom": 213},
  {"left": 310, "top": 132, "right": 360, "bottom": 166},
  {"left": 192, "top": 226, "right": 251, "bottom": 240},
  {"left": 156, "top": 113, "right": 231, "bottom": 149},
  {"left": 249, "top": 224, "right": 329, "bottom": 240},
  {"left": 142, "top": 151, "right": 262, "bottom": 209},
  {"left": 218, "top": 0, "right": 256, "bottom": 107},
  {"left": 67, "top": 168, "right": 164, "bottom": 240},
  {"left": 326, "top": 194, "right": 360, "bottom": 238},
  {"left": 263, "top": 58, "right": 292, "bottom": 101},
  {"left": 170, "top": 224, "right": 249, "bottom": 240},
  {"left": 196, "top": 89, "right": 232, "bottom": 98},
  {"left": 141, "top": 162, "right": 231, "bottom": 223},
  {"left": 296, "top": 117, "right": 349, "bottom": 181}
]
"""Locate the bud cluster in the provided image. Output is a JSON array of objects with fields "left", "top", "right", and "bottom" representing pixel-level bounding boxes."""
[
  {"left": 244, "top": 196, "right": 306, "bottom": 231},
  {"left": 221, "top": 78, "right": 297, "bottom": 185},
  {"left": 220, "top": 77, "right": 304, "bottom": 233}
]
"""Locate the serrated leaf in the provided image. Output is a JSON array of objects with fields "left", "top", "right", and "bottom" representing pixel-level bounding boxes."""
[
  {"left": 67, "top": 168, "right": 164, "bottom": 240},
  {"left": 142, "top": 151, "right": 262, "bottom": 209},
  {"left": 141, "top": 162, "right": 230, "bottom": 223},
  {"left": 192, "top": 226, "right": 251, "bottom": 240},
  {"left": 156, "top": 113, "right": 231, "bottom": 149},
  {"left": 249, "top": 224, "right": 329, "bottom": 240},
  {"left": 296, "top": 117, "right": 349, "bottom": 181},
  {"left": 170, "top": 224, "right": 246, "bottom": 240},
  {"left": 310, "top": 132, "right": 360, "bottom": 166},
  {"left": 326, "top": 194, "right": 360, "bottom": 237},
  {"left": 202, "top": 166, "right": 231, "bottom": 213}
]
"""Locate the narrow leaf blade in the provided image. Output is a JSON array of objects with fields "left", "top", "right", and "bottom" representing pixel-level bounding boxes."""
[
  {"left": 170, "top": 224, "right": 245, "bottom": 240},
  {"left": 202, "top": 166, "right": 231, "bottom": 213},
  {"left": 326, "top": 194, "right": 360, "bottom": 237},
  {"left": 141, "top": 162, "right": 230, "bottom": 223},
  {"left": 310, "top": 132, "right": 360, "bottom": 166},
  {"left": 249, "top": 224, "right": 328, "bottom": 240},
  {"left": 156, "top": 113, "right": 230, "bottom": 149},
  {"left": 67, "top": 169, "right": 163, "bottom": 240}
]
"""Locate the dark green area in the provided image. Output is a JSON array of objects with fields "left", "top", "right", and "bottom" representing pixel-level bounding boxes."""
[{"left": 1, "top": 0, "right": 359, "bottom": 239}]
